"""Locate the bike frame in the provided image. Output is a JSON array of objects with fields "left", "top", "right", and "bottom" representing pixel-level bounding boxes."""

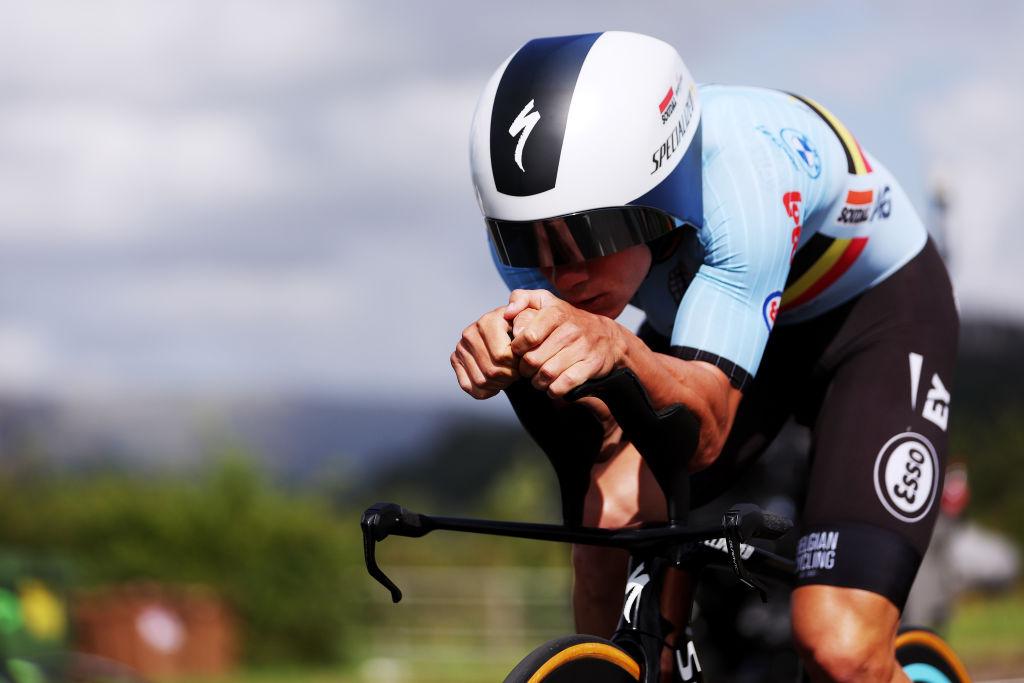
[
  {"left": 362, "top": 368, "right": 971, "bottom": 682},
  {"left": 361, "top": 500, "right": 795, "bottom": 682},
  {"left": 363, "top": 368, "right": 795, "bottom": 682}
]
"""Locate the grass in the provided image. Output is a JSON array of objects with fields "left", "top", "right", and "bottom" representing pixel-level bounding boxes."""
[
  {"left": 157, "top": 588, "right": 1024, "bottom": 683},
  {"left": 947, "top": 589, "right": 1024, "bottom": 678}
]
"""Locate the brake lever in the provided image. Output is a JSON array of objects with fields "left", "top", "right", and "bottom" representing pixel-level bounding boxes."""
[
  {"left": 360, "top": 502, "right": 437, "bottom": 603},
  {"left": 723, "top": 507, "right": 769, "bottom": 603},
  {"left": 360, "top": 505, "right": 404, "bottom": 603}
]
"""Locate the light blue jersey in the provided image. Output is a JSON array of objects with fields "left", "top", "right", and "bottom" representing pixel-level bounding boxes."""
[{"left": 493, "top": 86, "right": 927, "bottom": 390}]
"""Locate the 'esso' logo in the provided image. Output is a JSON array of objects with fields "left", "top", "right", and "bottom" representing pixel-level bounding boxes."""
[{"left": 873, "top": 433, "right": 939, "bottom": 523}]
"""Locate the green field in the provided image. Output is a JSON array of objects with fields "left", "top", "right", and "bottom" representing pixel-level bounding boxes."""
[
  {"left": 947, "top": 590, "right": 1024, "bottom": 679},
  {"left": 161, "top": 589, "right": 1024, "bottom": 683}
]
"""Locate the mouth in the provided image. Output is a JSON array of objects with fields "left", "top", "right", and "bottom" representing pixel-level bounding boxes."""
[{"left": 570, "top": 293, "right": 606, "bottom": 311}]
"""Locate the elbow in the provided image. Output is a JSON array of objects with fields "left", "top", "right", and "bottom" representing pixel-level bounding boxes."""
[
  {"left": 686, "top": 407, "right": 734, "bottom": 473},
  {"left": 687, "top": 434, "right": 726, "bottom": 472}
]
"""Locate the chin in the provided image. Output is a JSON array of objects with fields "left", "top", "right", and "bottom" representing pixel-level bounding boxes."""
[{"left": 594, "top": 301, "right": 627, "bottom": 319}]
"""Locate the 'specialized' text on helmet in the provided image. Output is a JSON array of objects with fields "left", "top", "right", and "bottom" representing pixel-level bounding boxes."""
[{"left": 470, "top": 31, "right": 703, "bottom": 268}]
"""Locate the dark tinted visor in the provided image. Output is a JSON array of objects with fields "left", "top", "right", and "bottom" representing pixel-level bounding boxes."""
[{"left": 486, "top": 206, "right": 685, "bottom": 268}]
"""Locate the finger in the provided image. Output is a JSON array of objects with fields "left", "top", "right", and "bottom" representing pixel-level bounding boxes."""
[
  {"left": 451, "top": 347, "right": 503, "bottom": 399},
  {"left": 546, "top": 356, "right": 605, "bottom": 397},
  {"left": 505, "top": 288, "right": 555, "bottom": 321},
  {"left": 510, "top": 304, "right": 570, "bottom": 356},
  {"left": 526, "top": 343, "right": 587, "bottom": 394},
  {"left": 479, "top": 312, "right": 517, "bottom": 368},
  {"left": 468, "top": 314, "right": 520, "bottom": 386},
  {"left": 510, "top": 308, "right": 538, "bottom": 340},
  {"left": 518, "top": 318, "right": 592, "bottom": 387},
  {"left": 452, "top": 337, "right": 490, "bottom": 389},
  {"left": 451, "top": 352, "right": 488, "bottom": 398}
]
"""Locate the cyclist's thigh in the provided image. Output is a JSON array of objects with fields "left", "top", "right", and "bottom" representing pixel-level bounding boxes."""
[{"left": 796, "top": 239, "right": 957, "bottom": 608}]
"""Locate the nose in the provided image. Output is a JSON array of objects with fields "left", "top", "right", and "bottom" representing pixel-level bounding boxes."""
[{"left": 549, "top": 261, "right": 589, "bottom": 293}]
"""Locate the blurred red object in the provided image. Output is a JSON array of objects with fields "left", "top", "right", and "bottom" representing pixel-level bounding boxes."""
[
  {"left": 73, "top": 582, "right": 237, "bottom": 678},
  {"left": 940, "top": 460, "right": 969, "bottom": 518}
]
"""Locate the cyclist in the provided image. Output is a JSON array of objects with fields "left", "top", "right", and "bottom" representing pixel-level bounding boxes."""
[{"left": 451, "top": 31, "right": 957, "bottom": 683}]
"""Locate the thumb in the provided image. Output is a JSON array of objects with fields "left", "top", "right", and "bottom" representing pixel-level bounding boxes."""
[{"left": 505, "top": 288, "right": 554, "bottom": 321}]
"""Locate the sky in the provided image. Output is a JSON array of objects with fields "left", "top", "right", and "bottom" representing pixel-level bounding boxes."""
[{"left": 0, "top": 1, "right": 1022, "bottom": 402}]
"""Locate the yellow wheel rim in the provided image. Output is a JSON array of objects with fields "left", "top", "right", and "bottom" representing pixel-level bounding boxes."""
[
  {"left": 526, "top": 642, "right": 641, "bottom": 682},
  {"left": 896, "top": 630, "right": 972, "bottom": 682}
]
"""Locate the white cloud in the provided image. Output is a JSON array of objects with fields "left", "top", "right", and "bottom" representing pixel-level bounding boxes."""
[
  {"left": 92, "top": 266, "right": 353, "bottom": 328},
  {"left": 0, "top": 103, "right": 305, "bottom": 244},
  {"left": 325, "top": 79, "right": 480, "bottom": 201},
  {"left": 0, "top": 0, "right": 364, "bottom": 245},
  {"left": 0, "top": 0, "right": 358, "bottom": 99}
]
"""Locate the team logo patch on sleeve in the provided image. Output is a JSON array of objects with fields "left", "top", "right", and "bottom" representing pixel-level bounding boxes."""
[
  {"left": 762, "top": 291, "right": 782, "bottom": 331},
  {"left": 873, "top": 432, "right": 939, "bottom": 523}
]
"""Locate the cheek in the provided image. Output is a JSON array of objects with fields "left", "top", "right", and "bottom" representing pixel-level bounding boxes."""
[{"left": 618, "top": 247, "right": 652, "bottom": 289}]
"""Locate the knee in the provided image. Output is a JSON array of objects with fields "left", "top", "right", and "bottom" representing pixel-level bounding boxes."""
[
  {"left": 793, "top": 633, "right": 898, "bottom": 682},
  {"left": 791, "top": 587, "right": 900, "bottom": 682}
]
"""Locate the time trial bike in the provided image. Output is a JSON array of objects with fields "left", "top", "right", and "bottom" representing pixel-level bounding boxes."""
[{"left": 361, "top": 368, "right": 971, "bottom": 682}]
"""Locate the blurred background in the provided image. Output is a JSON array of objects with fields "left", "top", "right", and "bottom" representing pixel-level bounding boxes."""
[{"left": 0, "top": 1, "right": 1021, "bottom": 681}]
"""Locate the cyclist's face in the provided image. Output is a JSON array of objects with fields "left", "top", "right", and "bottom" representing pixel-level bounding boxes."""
[{"left": 538, "top": 244, "right": 651, "bottom": 319}]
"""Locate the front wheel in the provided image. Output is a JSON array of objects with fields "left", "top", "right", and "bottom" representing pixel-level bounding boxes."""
[
  {"left": 504, "top": 634, "right": 641, "bottom": 683},
  {"left": 896, "top": 628, "right": 972, "bottom": 682}
]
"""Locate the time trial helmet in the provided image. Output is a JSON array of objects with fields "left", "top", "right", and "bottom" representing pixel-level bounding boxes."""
[{"left": 470, "top": 31, "right": 703, "bottom": 268}]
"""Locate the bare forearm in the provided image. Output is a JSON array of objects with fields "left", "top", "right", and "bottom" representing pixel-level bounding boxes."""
[{"left": 611, "top": 321, "right": 742, "bottom": 470}]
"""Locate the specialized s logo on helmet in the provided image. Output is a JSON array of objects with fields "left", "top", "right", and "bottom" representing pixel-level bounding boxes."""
[{"left": 509, "top": 99, "right": 540, "bottom": 172}]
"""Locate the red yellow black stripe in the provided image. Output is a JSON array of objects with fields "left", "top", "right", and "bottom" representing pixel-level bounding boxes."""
[
  {"left": 790, "top": 93, "right": 873, "bottom": 175},
  {"left": 781, "top": 235, "right": 869, "bottom": 310}
]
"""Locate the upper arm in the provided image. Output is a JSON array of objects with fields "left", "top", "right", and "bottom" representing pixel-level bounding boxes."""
[{"left": 670, "top": 125, "right": 802, "bottom": 389}]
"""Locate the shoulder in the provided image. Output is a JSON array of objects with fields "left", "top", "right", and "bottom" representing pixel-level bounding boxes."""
[
  {"left": 698, "top": 85, "right": 807, "bottom": 129},
  {"left": 697, "top": 84, "right": 847, "bottom": 217}
]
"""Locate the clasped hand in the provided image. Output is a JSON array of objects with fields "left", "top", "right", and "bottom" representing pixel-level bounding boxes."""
[{"left": 451, "top": 289, "right": 624, "bottom": 399}]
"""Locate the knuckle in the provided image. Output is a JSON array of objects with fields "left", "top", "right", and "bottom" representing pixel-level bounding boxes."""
[{"left": 537, "top": 365, "right": 557, "bottom": 384}]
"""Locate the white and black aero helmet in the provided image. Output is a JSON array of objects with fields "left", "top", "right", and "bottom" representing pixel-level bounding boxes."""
[{"left": 470, "top": 31, "right": 703, "bottom": 268}]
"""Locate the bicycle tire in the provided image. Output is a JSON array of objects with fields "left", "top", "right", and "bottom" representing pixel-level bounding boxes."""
[
  {"left": 504, "top": 634, "right": 641, "bottom": 683},
  {"left": 896, "top": 627, "right": 972, "bottom": 683}
]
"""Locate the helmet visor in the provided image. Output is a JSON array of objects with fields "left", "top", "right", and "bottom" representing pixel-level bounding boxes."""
[{"left": 486, "top": 206, "right": 684, "bottom": 268}]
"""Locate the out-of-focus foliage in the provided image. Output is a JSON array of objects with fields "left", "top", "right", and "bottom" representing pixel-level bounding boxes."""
[
  {"left": 365, "top": 422, "right": 569, "bottom": 569},
  {"left": 0, "top": 455, "right": 362, "bottom": 665}
]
